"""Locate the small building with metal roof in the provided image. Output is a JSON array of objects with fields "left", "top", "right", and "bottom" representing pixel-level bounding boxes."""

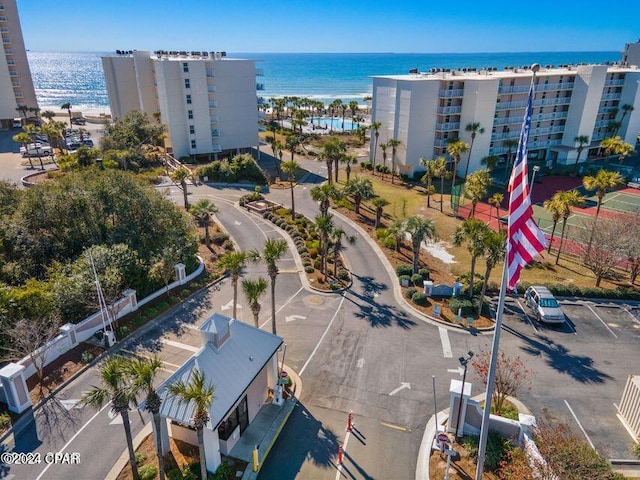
[{"left": 154, "top": 312, "right": 283, "bottom": 474}]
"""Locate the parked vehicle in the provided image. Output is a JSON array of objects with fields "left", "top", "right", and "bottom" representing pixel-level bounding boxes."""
[
  {"left": 524, "top": 286, "right": 566, "bottom": 324},
  {"left": 20, "top": 143, "right": 53, "bottom": 158},
  {"left": 71, "top": 117, "right": 86, "bottom": 125}
]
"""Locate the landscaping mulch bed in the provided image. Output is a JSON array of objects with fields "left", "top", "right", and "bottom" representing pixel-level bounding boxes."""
[{"left": 429, "top": 437, "right": 501, "bottom": 480}]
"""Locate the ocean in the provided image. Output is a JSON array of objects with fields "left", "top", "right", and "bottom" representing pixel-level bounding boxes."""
[{"left": 27, "top": 51, "right": 620, "bottom": 113}]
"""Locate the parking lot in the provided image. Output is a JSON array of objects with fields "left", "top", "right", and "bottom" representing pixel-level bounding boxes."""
[{"left": 499, "top": 296, "right": 640, "bottom": 460}]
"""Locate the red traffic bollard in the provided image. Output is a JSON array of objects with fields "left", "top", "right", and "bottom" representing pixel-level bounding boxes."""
[
  {"left": 338, "top": 445, "right": 343, "bottom": 464},
  {"left": 347, "top": 411, "right": 353, "bottom": 431}
]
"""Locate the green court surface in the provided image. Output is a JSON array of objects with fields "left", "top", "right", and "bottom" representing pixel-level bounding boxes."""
[
  {"left": 532, "top": 205, "right": 591, "bottom": 239},
  {"left": 596, "top": 191, "right": 640, "bottom": 214}
]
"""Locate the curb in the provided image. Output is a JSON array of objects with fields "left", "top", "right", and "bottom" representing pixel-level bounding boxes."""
[
  {"left": 104, "top": 422, "right": 153, "bottom": 480},
  {"left": 328, "top": 207, "right": 494, "bottom": 333}
]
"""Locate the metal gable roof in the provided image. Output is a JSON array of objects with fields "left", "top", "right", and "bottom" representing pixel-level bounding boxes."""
[{"left": 157, "top": 314, "right": 283, "bottom": 428}]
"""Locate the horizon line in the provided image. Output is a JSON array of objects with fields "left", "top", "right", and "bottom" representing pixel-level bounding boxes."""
[{"left": 27, "top": 49, "right": 620, "bottom": 55}]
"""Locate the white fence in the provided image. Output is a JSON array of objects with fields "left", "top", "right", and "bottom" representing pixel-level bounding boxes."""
[
  {"left": 0, "top": 259, "right": 204, "bottom": 406},
  {"left": 618, "top": 374, "right": 640, "bottom": 440}
]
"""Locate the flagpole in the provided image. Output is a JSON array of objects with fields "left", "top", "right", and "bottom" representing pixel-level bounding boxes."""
[{"left": 475, "top": 63, "right": 540, "bottom": 480}]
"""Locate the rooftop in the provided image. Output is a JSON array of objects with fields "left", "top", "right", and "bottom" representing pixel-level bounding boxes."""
[{"left": 157, "top": 313, "right": 283, "bottom": 428}]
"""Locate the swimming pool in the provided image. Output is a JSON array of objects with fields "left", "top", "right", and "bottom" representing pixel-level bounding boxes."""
[{"left": 313, "top": 117, "right": 356, "bottom": 131}]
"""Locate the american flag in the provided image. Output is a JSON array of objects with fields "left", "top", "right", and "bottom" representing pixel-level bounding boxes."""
[{"left": 506, "top": 75, "right": 547, "bottom": 290}]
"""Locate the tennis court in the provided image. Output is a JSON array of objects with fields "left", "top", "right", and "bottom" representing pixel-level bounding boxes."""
[
  {"left": 596, "top": 189, "right": 640, "bottom": 214},
  {"left": 533, "top": 205, "right": 592, "bottom": 241}
]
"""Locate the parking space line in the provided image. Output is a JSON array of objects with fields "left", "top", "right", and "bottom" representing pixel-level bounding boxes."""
[
  {"left": 586, "top": 305, "right": 618, "bottom": 338},
  {"left": 564, "top": 400, "right": 595, "bottom": 450},
  {"left": 334, "top": 428, "right": 351, "bottom": 480},
  {"left": 623, "top": 307, "right": 640, "bottom": 325},
  {"left": 438, "top": 327, "right": 453, "bottom": 358},
  {"left": 120, "top": 348, "right": 182, "bottom": 370},
  {"left": 161, "top": 338, "right": 200, "bottom": 352},
  {"left": 515, "top": 299, "right": 538, "bottom": 332},
  {"left": 300, "top": 295, "right": 346, "bottom": 376},
  {"left": 259, "top": 286, "right": 304, "bottom": 330}
]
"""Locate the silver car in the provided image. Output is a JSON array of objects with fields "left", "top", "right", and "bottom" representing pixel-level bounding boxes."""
[{"left": 524, "top": 286, "right": 566, "bottom": 324}]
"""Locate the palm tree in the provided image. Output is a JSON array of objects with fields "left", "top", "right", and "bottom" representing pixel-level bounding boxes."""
[
  {"left": 340, "top": 103, "right": 348, "bottom": 130},
  {"left": 369, "top": 121, "right": 382, "bottom": 171},
  {"left": 600, "top": 136, "right": 635, "bottom": 164},
  {"left": 404, "top": 216, "right": 437, "bottom": 274},
  {"left": 477, "top": 229, "right": 507, "bottom": 315},
  {"left": 329, "top": 99, "right": 342, "bottom": 133},
  {"left": 344, "top": 176, "right": 375, "bottom": 215},
  {"left": 463, "top": 122, "right": 485, "bottom": 178},
  {"left": 321, "top": 137, "right": 346, "bottom": 185},
  {"left": 331, "top": 227, "right": 356, "bottom": 277},
  {"left": 168, "top": 368, "right": 214, "bottom": 480},
  {"left": 555, "top": 190, "right": 585, "bottom": 265},
  {"left": 372, "top": 197, "right": 390, "bottom": 229},
  {"left": 242, "top": 277, "right": 268, "bottom": 327},
  {"left": 429, "top": 157, "right": 449, "bottom": 213},
  {"left": 23, "top": 123, "right": 45, "bottom": 170},
  {"left": 310, "top": 183, "right": 340, "bottom": 217},
  {"left": 573, "top": 135, "right": 590, "bottom": 173},
  {"left": 126, "top": 356, "right": 166, "bottom": 480},
  {"left": 218, "top": 251, "right": 253, "bottom": 320},
  {"left": 502, "top": 138, "right": 519, "bottom": 181},
  {"left": 464, "top": 168, "right": 492, "bottom": 218},
  {"left": 60, "top": 102, "right": 73, "bottom": 128},
  {"left": 349, "top": 100, "right": 359, "bottom": 130},
  {"left": 341, "top": 154, "right": 357, "bottom": 183},
  {"left": 583, "top": 169, "right": 625, "bottom": 252},
  {"left": 190, "top": 199, "right": 219, "bottom": 249},
  {"left": 386, "top": 138, "right": 402, "bottom": 184},
  {"left": 41, "top": 110, "right": 56, "bottom": 122},
  {"left": 447, "top": 139, "right": 470, "bottom": 193},
  {"left": 380, "top": 142, "right": 389, "bottom": 176},
  {"left": 420, "top": 158, "right": 435, "bottom": 208},
  {"left": 452, "top": 218, "right": 491, "bottom": 298},
  {"left": 285, "top": 134, "right": 301, "bottom": 163},
  {"left": 13, "top": 132, "right": 34, "bottom": 169},
  {"left": 387, "top": 218, "right": 406, "bottom": 252},
  {"left": 81, "top": 357, "right": 140, "bottom": 480},
  {"left": 15, "top": 105, "right": 28, "bottom": 118},
  {"left": 543, "top": 193, "right": 564, "bottom": 253},
  {"left": 617, "top": 104, "right": 635, "bottom": 135},
  {"left": 258, "top": 238, "right": 287, "bottom": 335},
  {"left": 281, "top": 159, "right": 299, "bottom": 220},
  {"left": 170, "top": 166, "right": 192, "bottom": 210},
  {"left": 315, "top": 214, "right": 335, "bottom": 281},
  {"left": 484, "top": 195, "right": 502, "bottom": 233}
]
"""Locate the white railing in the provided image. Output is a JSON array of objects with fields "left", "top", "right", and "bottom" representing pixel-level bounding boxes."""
[
  {"left": 438, "top": 89, "right": 464, "bottom": 98},
  {"left": 605, "top": 79, "right": 624, "bottom": 87},
  {"left": 435, "top": 122, "right": 460, "bottom": 132},
  {"left": 437, "top": 105, "right": 462, "bottom": 115}
]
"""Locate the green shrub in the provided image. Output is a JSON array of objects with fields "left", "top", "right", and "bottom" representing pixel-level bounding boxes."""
[
  {"left": 117, "top": 326, "right": 130, "bottom": 338},
  {"left": 80, "top": 351, "right": 95, "bottom": 364},
  {"left": 222, "top": 239, "right": 234, "bottom": 250},
  {"left": 337, "top": 269, "right": 349, "bottom": 281},
  {"left": 405, "top": 287, "right": 418, "bottom": 299},
  {"left": 139, "top": 464, "right": 158, "bottom": 480},
  {"left": 0, "top": 412, "right": 11, "bottom": 429},
  {"left": 411, "top": 273, "right": 424, "bottom": 286},
  {"left": 194, "top": 153, "right": 266, "bottom": 185},
  {"left": 180, "top": 289, "right": 190, "bottom": 298},
  {"left": 313, "top": 258, "right": 322, "bottom": 269},
  {"left": 297, "top": 245, "right": 307, "bottom": 255},
  {"left": 210, "top": 232, "right": 229, "bottom": 245},
  {"left": 398, "top": 275, "right": 411, "bottom": 286},
  {"left": 449, "top": 296, "right": 478, "bottom": 316},
  {"left": 275, "top": 208, "right": 289, "bottom": 217},
  {"left": 305, "top": 266, "right": 315, "bottom": 273},
  {"left": 412, "top": 292, "right": 428, "bottom": 306},
  {"left": 418, "top": 268, "right": 430, "bottom": 280},
  {"left": 308, "top": 248, "right": 318, "bottom": 258},
  {"left": 329, "top": 283, "right": 341, "bottom": 291},
  {"left": 360, "top": 161, "right": 372, "bottom": 170},
  {"left": 135, "top": 452, "right": 147, "bottom": 465},
  {"left": 334, "top": 197, "right": 353, "bottom": 210},
  {"left": 213, "top": 462, "right": 233, "bottom": 480},
  {"left": 166, "top": 469, "right": 182, "bottom": 480},
  {"left": 461, "top": 433, "right": 512, "bottom": 472},
  {"left": 633, "top": 442, "right": 640, "bottom": 460},
  {"left": 382, "top": 236, "right": 396, "bottom": 249},
  {"left": 375, "top": 228, "right": 389, "bottom": 240},
  {"left": 396, "top": 264, "right": 413, "bottom": 277}
]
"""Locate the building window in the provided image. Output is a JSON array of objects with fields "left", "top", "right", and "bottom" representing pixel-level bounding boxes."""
[
  {"left": 188, "top": 110, "right": 193, "bottom": 120},
  {"left": 191, "top": 140, "right": 197, "bottom": 149},
  {"left": 184, "top": 79, "right": 190, "bottom": 89},
  {"left": 183, "top": 62, "right": 189, "bottom": 73},
  {"left": 186, "top": 94, "right": 192, "bottom": 104},
  {"left": 189, "top": 125, "right": 195, "bottom": 135}
]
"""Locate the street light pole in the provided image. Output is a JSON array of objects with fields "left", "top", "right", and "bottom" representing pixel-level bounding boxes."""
[
  {"left": 530, "top": 165, "right": 541, "bottom": 201},
  {"left": 455, "top": 351, "right": 474, "bottom": 442}
]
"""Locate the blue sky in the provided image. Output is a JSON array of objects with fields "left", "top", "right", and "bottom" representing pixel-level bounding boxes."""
[{"left": 18, "top": 0, "right": 639, "bottom": 53}]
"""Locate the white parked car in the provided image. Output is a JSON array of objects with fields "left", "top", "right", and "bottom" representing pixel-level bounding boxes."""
[
  {"left": 524, "top": 286, "right": 566, "bottom": 324},
  {"left": 20, "top": 143, "right": 53, "bottom": 158}
]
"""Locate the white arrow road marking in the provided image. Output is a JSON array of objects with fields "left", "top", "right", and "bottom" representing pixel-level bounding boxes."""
[
  {"left": 108, "top": 408, "right": 123, "bottom": 425},
  {"left": 221, "top": 299, "right": 242, "bottom": 311},
  {"left": 234, "top": 220, "right": 242, "bottom": 225},
  {"left": 447, "top": 367, "right": 465, "bottom": 375},
  {"left": 356, "top": 358, "right": 365, "bottom": 368},
  {"left": 59, "top": 399, "right": 81, "bottom": 411},
  {"left": 285, "top": 314, "right": 306, "bottom": 322},
  {"left": 388, "top": 382, "right": 411, "bottom": 396},
  {"left": 438, "top": 327, "right": 453, "bottom": 358}
]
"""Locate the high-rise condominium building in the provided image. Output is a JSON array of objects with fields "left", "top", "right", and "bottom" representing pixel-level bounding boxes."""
[
  {"left": 371, "top": 56, "right": 640, "bottom": 177},
  {"left": 0, "top": 0, "right": 38, "bottom": 128},
  {"left": 102, "top": 50, "right": 259, "bottom": 159}
]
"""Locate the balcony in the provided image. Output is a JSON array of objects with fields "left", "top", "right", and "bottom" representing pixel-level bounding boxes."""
[
  {"left": 0, "top": 27, "right": 8, "bottom": 33},
  {"left": 594, "top": 119, "right": 612, "bottom": 128},
  {"left": 601, "top": 92, "right": 621, "bottom": 101},
  {"left": 206, "top": 69, "right": 215, "bottom": 78},
  {"left": 435, "top": 122, "right": 460, "bottom": 132},
  {"left": 591, "top": 132, "right": 607, "bottom": 141},
  {"left": 2, "top": 37, "right": 10, "bottom": 44},
  {"left": 15, "top": 92, "right": 22, "bottom": 98},
  {"left": 212, "top": 144, "right": 223, "bottom": 153},
  {"left": 497, "top": 84, "right": 530, "bottom": 95},
  {"left": 0, "top": 16, "right": 7, "bottom": 22},
  {"left": 493, "top": 116, "right": 524, "bottom": 126},
  {"left": 537, "top": 82, "right": 574, "bottom": 92},
  {"left": 4, "top": 48, "right": 12, "bottom": 55},
  {"left": 209, "top": 101, "right": 218, "bottom": 109},
  {"left": 433, "top": 138, "right": 451, "bottom": 147},
  {"left": 604, "top": 79, "right": 624, "bottom": 87},
  {"left": 495, "top": 100, "right": 527, "bottom": 111},
  {"left": 8, "top": 70, "right": 17, "bottom": 76},
  {"left": 211, "top": 130, "right": 220, "bottom": 138},
  {"left": 597, "top": 105, "right": 618, "bottom": 115},
  {"left": 210, "top": 115, "right": 219, "bottom": 124},
  {"left": 437, "top": 105, "right": 462, "bottom": 115},
  {"left": 11, "top": 81, "right": 20, "bottom": 87},
  {"left": 438, "top": 89, "right": 464, "bottom": 98},
  {"left": 208, "top": 86, "right": 216, "bottom": 93}
]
